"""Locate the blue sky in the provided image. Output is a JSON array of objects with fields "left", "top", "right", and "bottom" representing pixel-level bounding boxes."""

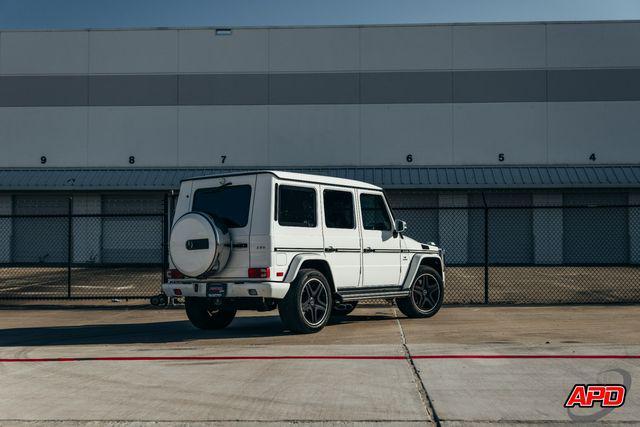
[{"left": 1, "top": 0, "right": 639, "bottom": 29}]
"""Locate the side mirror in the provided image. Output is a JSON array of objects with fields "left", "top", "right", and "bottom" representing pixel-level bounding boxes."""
[{"left": 394, "top": 219, "right": 407, "bottom": 234}]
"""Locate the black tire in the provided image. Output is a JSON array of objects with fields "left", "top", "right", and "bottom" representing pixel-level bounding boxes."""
[
  {"left": 331, "top": 300, "right": 358, "bottom": 317},
  {"left": 396, "top": 266, "right": 444, "bottom": 318},
  {"left": 185, "top": 297, "right": 237, "bottom": 330},
  {"left": 279, "top": 269, "right": 333, "bottom": 334}
]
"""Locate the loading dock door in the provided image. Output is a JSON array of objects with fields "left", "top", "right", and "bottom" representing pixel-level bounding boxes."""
[
  {"left": 564, "top": 193, "right": 628, "bottom": 264},
  {"left": 101, "top": 195, "right": 163, "bottom": 263},
  {"left": 13, "top": 196, "right": 69, "bottom": 264}
]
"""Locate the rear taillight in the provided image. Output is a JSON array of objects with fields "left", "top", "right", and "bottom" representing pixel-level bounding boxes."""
[
  {"left": 248, "top": 267, "right": 270, "bottom": 279},
  {"left": 167, "top": 269, "right": 184, "bottom": 279}
]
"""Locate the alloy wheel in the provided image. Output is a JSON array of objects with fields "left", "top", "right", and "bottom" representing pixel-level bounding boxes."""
[
  {"left": 300, "top": 278, "right": 329, "bottom": 326},
  {"left": 411, "top": 273, "right": 441, "bottom": 313}
]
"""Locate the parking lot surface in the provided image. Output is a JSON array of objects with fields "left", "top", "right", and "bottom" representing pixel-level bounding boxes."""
[{"left": 0, "top": 304, "right": 638, "bottom": 426}]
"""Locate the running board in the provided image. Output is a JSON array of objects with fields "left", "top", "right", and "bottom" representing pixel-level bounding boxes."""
[{"left": 336, "top": 286, "right": 409, "bottom": 302}]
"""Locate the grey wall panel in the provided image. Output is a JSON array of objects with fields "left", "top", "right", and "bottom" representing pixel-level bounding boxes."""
[
  {"left": 563, "top": 192, "right": 629, "bottom": 264},
  {"left": 438, "top": 193, "right": 468, "bottom": 264},
  {"left": 87, "top": 107, "right": 178, "bottom": 167},
  {"left": 630, "top": 193, "right": 640, "bottom": 264},
  {"left": 360, "top": 71, "right": 452, "bottom": 104},
  {"left": 549, "top": 69, "right": 640, "bottom": 102},
  {"left": 486, "top": 193, "right": 533, "bottom": 263},
  {"left": 178, "top": 74, "right": 268, "bottom": 105},
  {"left": 89, "top": 75, "right": 177, "bottom": 106},
  {"left": 178, "top": 106, "right": 268, "bottom": 166},
  {"left": 269, "top": 73, "right": 358, "bottom": 104},
  {"left": 0, "top": 107, "right": 88, "bottom": 167},
  {"left": 386, "top": 190, "right": 438, "bottom": 208},
  {"left": 533, "top": 193, "right": 563, "bottom": 264},
  {"left": 0, "top": 31, "right": 89, "bottom": 75},
  {"left": 13, "top": 196, "right": 69, "bottom": 264},
  {"left": 0, "top": 195, "right": 11, "bottom": 263},
  {"left": 1, "top": 69, "right": 640, "bottom": 107},
  {"left": 102, "top": 194, "right": 164, "bottom": 214},
  {"left": 548, "top": 22, "right": 640, "bottom": 68},
  {"left": 488, "top": 207, "right": 533, "bottom": 263},
  {"left": 0, "top": 76, "right": 87, "bottom": 107},
  {"left": 178, "top": 29, "right": 268, "bottom": 73},
  {"left": 467, "top": 194, "right": 485, "bottom": 264},
  {"left": 72, "top": 195, "right": 102, "bottom": 263},
  {"left": 101, "top": 195, "right": 164, "bottom": 263},
  {"left": 387, "top": 191, "right": 439, "bottom": 247},
  {"left": 360, "top": 26, "right": 452, "bottom": 71},
  {"left": 268, "top": 105, "right": 359, "bottom": 165},
  {"left": 453, "top": 24, "right": 546, "bottom": 70},
  {"left": 453, "top": 103, "right": 546, "bottom": 164},
  {"left": 453, "top": 70, "right": 546, "bottom": 103},
  {"left": 89, "top": 30, "right": 178, "bottom": 74},
  {"left": 360, "top": 104, "right": 453, "bottom": 165},
  {"left": 397, "top": 208, "right": 439, "bottom": 245},
  {"left": 548, "top": 101, "right": 640, "bottom": 164},
  {"left": 269, "top": 27, "right": 359, "bottom": 72}
]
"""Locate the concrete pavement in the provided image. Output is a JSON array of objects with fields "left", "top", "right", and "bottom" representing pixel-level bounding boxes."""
[{"left": 0, "top": 305, "right": 638, "bottom": 425}]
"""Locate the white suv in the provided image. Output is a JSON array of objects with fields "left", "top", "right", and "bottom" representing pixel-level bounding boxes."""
[{"left": 162, "top": 171, "right": 445, "bottom": 333}]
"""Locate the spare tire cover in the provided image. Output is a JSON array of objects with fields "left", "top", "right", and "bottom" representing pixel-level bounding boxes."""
[{"left": 169, "top": 211, "right": 231, "bottom": 277}]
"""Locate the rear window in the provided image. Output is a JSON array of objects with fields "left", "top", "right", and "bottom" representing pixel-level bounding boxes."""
[
  {"left": 278, "top": 185, "right": 316, "bottom": 227},
  {"left": 192, "top": 185, "right": 252, "bottom": 228}
]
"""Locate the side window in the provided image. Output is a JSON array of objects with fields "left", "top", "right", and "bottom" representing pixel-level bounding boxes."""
[
  {"left": 323, "top": 190, "right": 355, "bottom": 229},
  {"left": 360, "top": 193, "right": 392, "bottom": 231},
  {"left": 278, "top": 185, "right": 316, "bottom": 227}
]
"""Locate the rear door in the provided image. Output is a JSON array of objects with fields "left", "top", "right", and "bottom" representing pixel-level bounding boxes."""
[
  {"left": 320, "top": 186, "right": 361, "bottom": 289},
  {"left": 190, "top": 174, "right": 256, "bottom": 279},
  {"left": 272, "top": 182, "right": 324, "bottom": 254},
  {"left": 358, "top": 191, "right": 401, "bottom": 287}
]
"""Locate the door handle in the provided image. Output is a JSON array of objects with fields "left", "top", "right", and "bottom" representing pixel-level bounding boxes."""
[
  {"left": 324, "top": 246, "right": 336, "bottom": 253},
  {"left": 363, "top": 247, "right": 374, "bottom": 253}
]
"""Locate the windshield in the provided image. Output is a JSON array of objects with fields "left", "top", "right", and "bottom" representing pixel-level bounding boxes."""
[{"left": 192, "top": 185, "right": 252, "bottom": 228}]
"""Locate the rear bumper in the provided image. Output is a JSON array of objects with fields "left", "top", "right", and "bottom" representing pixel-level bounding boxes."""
[{"left": 161, "top": 281, "right": 290, "bottom": 299}]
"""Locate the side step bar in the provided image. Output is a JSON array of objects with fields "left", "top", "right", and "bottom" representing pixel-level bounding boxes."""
[{"left": 336, "top": 286, "right": 409, "bottom": 302}]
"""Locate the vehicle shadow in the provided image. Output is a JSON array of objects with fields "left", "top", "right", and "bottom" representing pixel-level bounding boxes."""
[{"left": 0, "top": 312, "right": 398, "bottom": 347}]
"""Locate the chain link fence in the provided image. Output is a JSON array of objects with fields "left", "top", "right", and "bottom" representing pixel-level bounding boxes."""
[
  {"left": 0, "top": 212, "right": 166, "bottom": 299},
  {"left": 395, "top": 204, "right": 640, "bottom": 304},
  {"left": 1, "top": 198, "right": 639, "bottom": 304}
]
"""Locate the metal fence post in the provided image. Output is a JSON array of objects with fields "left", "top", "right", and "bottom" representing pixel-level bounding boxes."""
[
  {"left": 67, "top": 196, "right": 73, "bottom": 298},
  {"left": 162, "top": 193, "right": 169, "bottom": 283},
  {"left": 483, "top": 195, "right": 489, "bottom": 304}
]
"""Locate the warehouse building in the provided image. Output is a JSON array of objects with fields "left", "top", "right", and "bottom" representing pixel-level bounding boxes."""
[{"left": 0, "top": 21, "right": 639, "bottom": 266}]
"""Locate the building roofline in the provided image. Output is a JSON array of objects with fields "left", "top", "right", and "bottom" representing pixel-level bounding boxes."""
[
  {"left": 2, "top": 19, "right": 640, "bottom": 33},
  {"left": 0, "top": 165, "right": 639, "bottom": 192}
]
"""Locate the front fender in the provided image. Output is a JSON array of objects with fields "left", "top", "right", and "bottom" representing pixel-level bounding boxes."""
[{"left": 401, "top": 253, "right": 444, "bottom": 289}]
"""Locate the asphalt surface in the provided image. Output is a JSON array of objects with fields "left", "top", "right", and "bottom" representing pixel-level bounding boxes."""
[{"left": 0, "top": 304, "right": 638, "bottom": 426}]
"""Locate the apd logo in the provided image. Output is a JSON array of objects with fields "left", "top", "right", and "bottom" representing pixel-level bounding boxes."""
[{"left": 564, "top": 369, "right": 631, "bottom": 422}]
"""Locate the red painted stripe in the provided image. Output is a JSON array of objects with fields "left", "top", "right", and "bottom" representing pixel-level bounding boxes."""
[
  {"left": 0, "top": 354, "right": 638, "bottom": 363},
  {"left": 412, "top": 355, "right": 640, "bottom": 359}
]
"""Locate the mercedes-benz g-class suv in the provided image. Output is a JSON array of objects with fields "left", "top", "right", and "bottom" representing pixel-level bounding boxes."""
[{"left": 162, "top": 171, "right": 445, "bottom": 333}]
